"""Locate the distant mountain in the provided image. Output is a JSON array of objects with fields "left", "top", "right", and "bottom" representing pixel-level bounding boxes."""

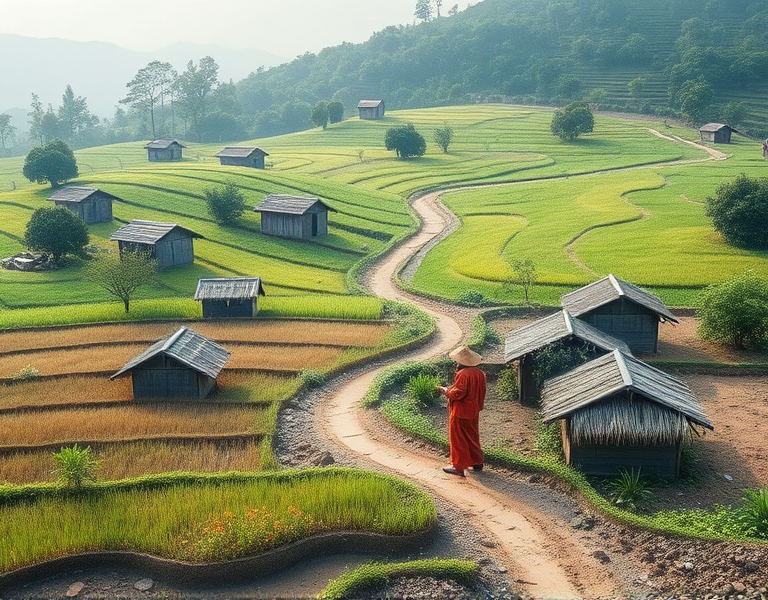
[{"left": 0, "top": 33, "right": 286, "bottom": 127}]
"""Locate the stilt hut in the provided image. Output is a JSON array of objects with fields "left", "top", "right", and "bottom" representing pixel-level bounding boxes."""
[
  {"left": 699, "top": 123, "right": 733, "bottom": 144},
  {"left": 541, "top": 349, "right": 713, "bottom": 479},
  {"left": 253, "top": 194, "right": 335, "bottom": 239},
  {"left": 194, "top": 277, "right": 266, "bottom": 318},
  {"left": 561, "top": 274, "right": 678, "bottom": 354},
  {"left": 110, "top": 327, "right": 230, "bottom": 400},
  {"left": 145, "top": 139, "right": 185, "bottom": 161},
  {"left": 47, "top": 186, "right": 116, "bottom": 224},
  {"left": 110, "top": 220, "right": 204, "bottom": 269},
  {"left": 504, "top": 309, "right": 631, "bottom": 405},
  {"left": 357, "top": 100, "right": 385, "bottom": 120},
  {"left": 214, "top": 146, "right": 269, "bottom": 168}
]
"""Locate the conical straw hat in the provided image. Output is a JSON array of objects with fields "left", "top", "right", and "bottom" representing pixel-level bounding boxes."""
[{"left": 448, "top": 345, "right": 482, "bottom": 366}]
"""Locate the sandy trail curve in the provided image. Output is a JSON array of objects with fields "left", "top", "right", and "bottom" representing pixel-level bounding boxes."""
[{"left": 321, "top": 192, "right": 618, "bottom": 598}]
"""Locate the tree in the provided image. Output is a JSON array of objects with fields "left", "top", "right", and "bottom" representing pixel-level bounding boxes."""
[
  {"left": 628, "top": 77, "right": 645, "bottom": 99},
  {"left": 504, "top": 258, "right": 538, "bottom": 303},
  {"left": 28, "top": 93, "right": 45, "bottom": 144},
  {"left": 720, "top": 101, "right": 746, "bottom": 128},
  {"left": 0, "top": 113, "right": 16, "bottom": 151},
  {"left": 433, "top": 121, "right": 454, "bottom": 153},
  {"left": 327, "top": 100, "right": 344, "bottom": 124},
  {"left": 448, "top": 4, "right": 459, "bottom": 16},
  {"left": 550, "top": 101, "right": 594, "bottom": 140},
  {"left": 22, "top": 139, "right": 79, "bottom": 188},
  {"left": 121, "top": 61, "right": 176, "bottom": 139},
  {"left": 204, "top": 181, "right": 246, "bottom": 224},
  {"left": 414, "top": 0, "right": 433, "bottom": 22},
  {"left": 57, "top": 85, "right": 97, "bottom": 140},
  {"left": 311, "top": 100, "right": 329, "bottom": 129},
  {"left": 385, "top": 123, "right": 427, "bottom": 158},
  {"left": 24, "top": 206, "right": 89, "bottom": 261},
  {"left": 705, "top": 174, "right": 768, "bottom": 249},
  {"left": 84, "top": 249, "right": 157, "bottom": 313},
  {"left": 175, "top": 56, "right": 219, "bottom": 138},
  {"left": 53, "top": 444, "right": 99, "bottom": 489},
  {"left": 698, "top": 271, "right": 768, "bottom": 349},
  {"left": 677, "top": 79, "right": 714, "bottom": 124}
]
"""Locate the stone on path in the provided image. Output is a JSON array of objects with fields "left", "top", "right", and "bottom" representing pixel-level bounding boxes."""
[
  {"left": 134, "top": 578, "right": 154, "bottom": 591},
  {"left": 65, "top": 582, "right": 85, "bottom": 597}
]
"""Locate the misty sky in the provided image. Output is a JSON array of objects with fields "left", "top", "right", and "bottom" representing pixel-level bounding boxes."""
[{"left": 1, "top": 0, "right": 472, "bottom": 58}]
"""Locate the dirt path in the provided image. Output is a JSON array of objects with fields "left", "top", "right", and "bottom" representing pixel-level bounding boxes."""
[{"left": 320, "top": 191, "right": 620, "bottom": 598}]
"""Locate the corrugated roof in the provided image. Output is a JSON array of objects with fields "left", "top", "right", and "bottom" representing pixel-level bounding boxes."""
[
  {"left": 48, "top": 186, "right": 119, "bottom": 203},
  {"left": 111, "top": 326, "right": 230, "bottom": 380},
  {"left": 699, "top": 123, "right": 729, "bottom": 132},
  {"left": 504, "top": 309, "right": 631, "bottom": 362},
  {"left": 110, "top": 220, "right": 204, "bottom": 244},
  {"left": 144, "top": 139, "right": 186, "bottom": 149},
  {"left": 357, "top": 100, "right": 383, "bottom": 108},
  {"left": 253, "top": 194, "right": 336, "bottom": 215},
  {"left": 561, "top": 274, "right": 678, "bottom": 322},
  {"left": 194, "top": 277, "right": 266, "bottom": 300},
  {"left": 214, "top": 146, "right": 268, "bottom": 158},
  {"left": 541, "top": 349, "right": 713, "bottom": 430}
]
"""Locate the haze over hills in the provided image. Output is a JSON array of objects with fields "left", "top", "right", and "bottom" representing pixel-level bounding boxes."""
[{"left": 0, "top": 33, "right": 286, "bottom": 126}]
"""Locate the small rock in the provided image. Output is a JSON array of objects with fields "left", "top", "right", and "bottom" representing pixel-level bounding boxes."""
[
  {"left": 724, "top": 474, "right": 734, "bottom": 481},
  {"left": 732, "top": 582, "right": 747, "bottom": 593},
  {"left": 65, "top": 582, "right": 85, "bottom": 597},
  {"left": 134, "top": 578, "right": 154, "bottom": 591},
  {"left": 311, "top": 451, "right": 334, "bottom": 466},
  {"left": 479, "top": 538, "right": 497, "bottom": 548},
  {"left": 744, "top": 560, "right": 759, "bottom": 573},
  {"left": 592, "top": 550, "right": 611, "bottom": 564},
  {"left": 683, "top": 561, "right": 695, "bottom": 571}
]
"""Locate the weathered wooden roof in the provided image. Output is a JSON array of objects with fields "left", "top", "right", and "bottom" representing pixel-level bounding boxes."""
[
  {"left": 561, "top": 274, "right": 678, "bottom": 322},
  {"left": 110, "top": 220, "right": 204, "bottom": 245},
  {"left": 504, "top": 309, "right": 631, "bottom": 362},
  {"left": 194, "top": 277, "right": 266, "bottom": 300},
  {"left": 47, "top": 186, "right": 119, "bottom": 203},
  {"left": 699, "top": 123, "right": 730, "bottom": 132},
  {"left": 253, "top": 194, "right": 336, "bottom": 215},
  {"left": 214, "top": 146, "right": 269, "bottom": 158},
  {"left": 111, "top": 326, "right": 230, "bottom": 380},
  {"left": 541, "top": 349, "right": 713, "bottom": 430},
  {"left": 357, "top": 100, "right": 383, "bottom": 108},
  {"left": 144, "top": 139, "right": 186, "bottom": 149}
]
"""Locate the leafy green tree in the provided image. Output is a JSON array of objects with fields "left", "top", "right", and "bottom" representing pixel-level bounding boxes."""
[
  {"left": 504, "top": 258, "right": 538, "bottom": 303},
  {"left": 28, "top": 93, "right": 45, "bottom": 144},
  {"left": 53, "top": 444, "right": 99, "bottom": 489},
  {"left": 22, "top": 138, "right": 78, "bottom": 187},
  {"left": 57, "top": 85, "right": 97, "bottom": 140},
  {"left": 24, "top": 206, "right": 89, "bottom": 261},
  {"left": 677, "top": 79, "right": 714, "bottom": 124},
  {"left": 720, "top": 101, "right": 746, "bottom": 127},
  {"left": 698, "top": 271, "right": 768, "bottom": 349},
  {"left": 705, "top": 174, "right": 768, "bottom": 249},
  {"left": 628, "top": 77, "right": 645, "bottom": 99},
  {"left": 385, "top": 123, "right": 426, "bottom": 158},
  {"left": 0, "top": 113, "right": 16, "bottom": 151},
  {"left": 85, "top": 249, "right": 157, "bottom": 313},
  {"left": 414, "top": 0, "right": 433, "bottom": 22},
  {"left": 204, "top": 181, "right": 247, "bottom": 224},
  {"left": 550, "top": 101, "right": 594, "bottom": 141},
  {"left": 433, "top": 121, "right": 454, "bottom": 153},
  {"left": 121, "top": 60, "right": 176, "bottom": 139},
  {"left": 175, "top": 56, "right": 219, "bottom": 137},
  {"left": 311, "top": 100, "right": 329, "bottom": 129},
  {"left": 327, "top": 100, "right": 344, "bottom": 124}
]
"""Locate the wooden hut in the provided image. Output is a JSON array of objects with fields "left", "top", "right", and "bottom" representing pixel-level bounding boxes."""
[
  {"left": 110, "top": 326, "right": 230, "bottom": 400},
  {"left": 47, "top": 186, "right": 116, "bottom": 224},
  {"left": 541, "top": 349, "right": 713, "bottom": 479},
  {"left": 561, "top": 274, "right": 678, "bottom": 354},
  {"left": 504, "top": 309, "right": 631, "bottom": 405},
  {"left": 357, "top": 100, "right": 385, "bottom": 120},
  {"left": 194, "top": 277, "right": 266, "bottom": 318},
  {"left": 145, "top": 139, "right": 185, "bottom": 162},
  {"left": 214, "top": 146, "right": 268, "bottom": 168},
  {"left": 110, "top": 220, "right": 204, "bottom": 269},
  {"left": 253, "top": 194, "right": 336, "bottom": 239},
  {"left": 699, "top": 123, "right": 733, "bottom": 144}
]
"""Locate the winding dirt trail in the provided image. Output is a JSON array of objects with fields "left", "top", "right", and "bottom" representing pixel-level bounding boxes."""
[{"left": 320, "top": 192, "right": 620, "bottom": 598}]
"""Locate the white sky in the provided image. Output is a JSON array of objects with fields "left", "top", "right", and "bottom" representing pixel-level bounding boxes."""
[{"left": 0, "top": 0, "right": 471, "bottom": 57}]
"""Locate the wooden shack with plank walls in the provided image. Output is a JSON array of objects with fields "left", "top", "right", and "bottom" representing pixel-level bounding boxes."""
[
  {"left": 110, "top": 220, "right": 203, "bottom": 269},
  {"left": 253, "top": 194, "right": 335, "bottom": 239},
  {"left": 357, "top": 100, "right": 385, "bottom": 120},
  {"left": 110, "top": 327, "right": 230, "bottom": 400},
  {"left": 47, "top": 186, "right": 117, "bottom": 224},
  {"left": 194, "top": 277, "right": 266, "bottom": 318},
  {"left": 541, "top": 350, "right": 713, "bottom": 479},
  {"left": 561, "top": 274, "right": 678, "bottom": 355},
  {"left": 699, "top": 123, "right": 733, "bottom": 144},
  {"left": 504, "top": 309, "right": 631, "bottom": 405},
  {"left": 214, "top": 146, "right": 268, "bottom": 168},
  {"left": 145, "top": 139, "right": 185, "bottom": 162}
]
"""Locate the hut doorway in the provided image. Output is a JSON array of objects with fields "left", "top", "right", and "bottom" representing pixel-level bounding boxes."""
[{"left": 312, "top": 214, "right": 318, "bottom": 236}]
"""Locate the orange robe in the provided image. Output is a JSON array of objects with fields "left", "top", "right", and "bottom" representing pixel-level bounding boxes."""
[{"left": 444, "top": 366, "right": 486, "bottom": 470}]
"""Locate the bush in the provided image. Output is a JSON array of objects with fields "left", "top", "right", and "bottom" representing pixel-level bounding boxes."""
[
  {"left": 22, "top": 139, "right": 78, "bottom": 187},
  {"left": 204, "top": 181, "right": 246, "bottom": 223},
  {"left": 532, "top": 341, "right": 592, "bottom": 388},
  {"left": 384, "top": 123, "right": 426, "bottom": 158},
  {"left": 298, "top": 369, "right": 324, "bottom": 388},
  {"left": 494, "top": 369, "right": 518, "bottom": 401},
  {"left": 739, "top": 488, "right": 768, "bottom": 539},
  {"left": 53, "top": 444, "right": 100, "bottom": 489},
  {"left": 456, "top": 289, "right": 485, "bottom": 306},
  {"left": 10, "top": 365, "right": 40, "bottom": 381},
  {"left": 705, "top": 174, "right": 768, "bottom": 250},
  {"left": 697, "top": 271, "right": 768, "bottom": 349},
  {"left": 405, "top": 373, "right": 441, "bottom": 407},
  {"left": 550, "top": 101, "right": 594, "bottom": 140},
  {"left": 608, "top": 469, "right": 652, "bottom": 512},
  {"left": 24, "top": 206, "right": 89, "bottom": 261}
]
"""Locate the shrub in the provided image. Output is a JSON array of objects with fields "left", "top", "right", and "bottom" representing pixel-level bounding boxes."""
[
  {"left": 739, "top": 488, "right": 768, "bottom": 539},
  {"left": 705, "top": 174, "right": 768, "bottom": 250},
  {"left": 494, "top": 369, "right": 518, "bottom": 401},
  {"left": 532, "top": 341, "right": 592, "bottom": 389},
  {"left": 384, "top": 123, "right": 426, "bottom": 158},
  {"left": 608, "top": 469, "right": 652, "bottom": 512},
  {"left": 11, "top": 364, "right": 40, "bottom": 381},
  {"left": 456, "top": 289, "right": 485, "bottom": 306},
  {"left": 405, "top": 373, "right": 441, "bottom": 407},
  {"left": 204, "top": 181, "right": 246, "bottom": 224},
  {"left": 52, "top": 444, "right": 100, "bottom": 489},
  {"left": 534, "top": 415, "right": 563, "bottom": 459},
  {"left": 298, "top": 369, "right": 324, "bottom": 388},
  {"left": 24, "top": 206, "right": 89, "bottom": 261},
  {"left": 22, "top": 138, "right": 78, "bottom": 187}
]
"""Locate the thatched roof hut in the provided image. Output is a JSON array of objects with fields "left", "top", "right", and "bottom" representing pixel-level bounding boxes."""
[
  {"left": 504, "top": 309, "right": 631, "bottom": 404},
  {"left": 541, "top": 349, "right": 713, "bottom": 478},
  {"left": 111, "top": 327, "right": 230, "bottom": 400},
  {"left": 561, "top": 274, "right": 678, "bottom": 354},
  {"left": 194, "top": 277, "right": 266, "bottom": 318}
]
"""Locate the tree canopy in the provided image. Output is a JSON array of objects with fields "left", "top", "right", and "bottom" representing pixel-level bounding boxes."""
[
  {"left": 385, "top": 123, "right": 427, "bottom": 158},
  {"left": 433, "top": 122, "right": 454, "bottom": 153},
  {"left": 204, "top": 181, "right": 247, "bottom": 224},
  {"left": 24, "top": 206, "right": 89, "bottom": 261},
  {"left": 550, "top": 101, "right": 594, "bottom": 140},
  {"left": 311, "top": 101, "right": 329, "bottom": 129},
  {"left": 22, "top": 139, "right": 79, "bottom": 187},
  {"left": 705, "top": 174, "right": 768, "bottom": 250},
  {"left": 85, "top": 249, "right": 158, "bottom": 313}
]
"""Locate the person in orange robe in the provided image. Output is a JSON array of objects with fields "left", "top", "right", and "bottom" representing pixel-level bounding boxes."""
[{"left": 437, "top": 345, "right": 486, "bottom": 477}]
